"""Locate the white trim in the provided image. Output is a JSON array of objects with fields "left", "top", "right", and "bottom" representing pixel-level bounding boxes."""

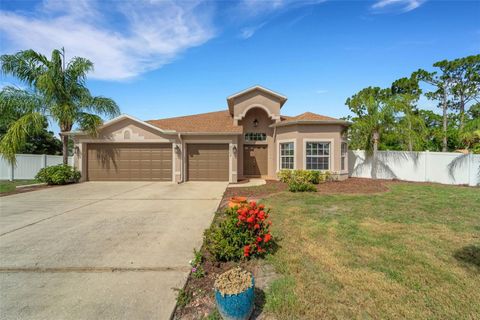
[
  {"left": 302, "top": 138, "right": 334, "bottom": 172},
  {"left": 277, "top": 139, "right": 296, "bottom": 172},
  {"left": 227, "top": 85, "right": 287, "bottom": 102},
  {"left": 340, "top": 141, "right": 348, "bottom": 173}
]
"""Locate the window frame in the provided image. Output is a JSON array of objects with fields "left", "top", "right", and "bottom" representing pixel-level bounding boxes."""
[
  {"left": 277, "top": 139, "right": 296, "bottom": 170},
  {"left": 341, "top": 142, "right": 348, "bottom": 171},
  {"left": 303, "top": 139, "right": 333, "bottom": 171},
  {"left": 244, "top": 132, "right": 267, "bottom": 142}
]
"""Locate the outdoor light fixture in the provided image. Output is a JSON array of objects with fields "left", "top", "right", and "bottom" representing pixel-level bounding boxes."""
[
  {"left": 253, "top": 118, "right": 259, "bottom": 127},
  {"left": 232, "top": 145, "right": 237, "bottom": 154},
  {"left": 175, "top": 144, "right": 181, "bottom": 154}
]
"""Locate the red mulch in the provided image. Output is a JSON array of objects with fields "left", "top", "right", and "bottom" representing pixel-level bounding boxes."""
[{"left": 316, "top": 177, "right": 393, "bottom": 194}]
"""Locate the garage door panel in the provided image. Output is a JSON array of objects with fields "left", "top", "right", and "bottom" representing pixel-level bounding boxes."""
[
  {"left": 87, "top": 143, "right": 172, "bottom": 181},
  {"left": 187, "top": 144, "right": 229, "bottom": 181}
]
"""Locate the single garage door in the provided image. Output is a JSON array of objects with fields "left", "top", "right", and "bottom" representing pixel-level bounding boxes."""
[
  {"left": 87, "top": 143, "right": 172, "bottom": 181},
  {"left": 187, "top": 144, "right": 229, "bottom": 181}
]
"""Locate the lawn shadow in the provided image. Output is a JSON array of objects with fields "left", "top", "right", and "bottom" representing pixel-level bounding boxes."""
[
  {"left": 453, "top": 245, "right": 480, "bottom": 271},
  {"left": 251, "top": 287, "right": 266, "bottom": 319}
]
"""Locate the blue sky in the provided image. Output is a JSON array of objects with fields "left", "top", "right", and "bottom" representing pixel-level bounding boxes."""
[{"left": 1, "top": 0, "right": 479, "bottom": 133}]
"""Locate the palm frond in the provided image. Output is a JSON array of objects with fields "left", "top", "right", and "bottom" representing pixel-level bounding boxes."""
[
  {"left": 76, "top": 112, "right": 103, "bottom": 137},
  {"left": 0, "top": 112, "right": 46, "bottom": 164}
]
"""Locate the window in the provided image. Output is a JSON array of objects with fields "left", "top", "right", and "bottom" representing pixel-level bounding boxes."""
[
  {"left": 341, "top": 142, "right": 348, "bottom": 171},
  {"left": 280, "top": 142, "right": 294, "bottom": 169},
  {"left": 245, "top": 132, "right": 266, "bottom": 142},
  {"left": 305, "top": 142, "right": 330, "bottom": 170}
]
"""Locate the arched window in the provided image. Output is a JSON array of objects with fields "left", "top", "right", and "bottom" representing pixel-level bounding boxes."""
[{"left": 124, "top": 130, "right": 131, "bottom": 140}]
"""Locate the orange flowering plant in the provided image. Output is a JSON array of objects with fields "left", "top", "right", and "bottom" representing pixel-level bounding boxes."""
[
  {"left": 235, "top": 201, "right": 273, "bottom": 258},
  {"left": 205, "top": 200, "right": 274, "bottom": 261}
]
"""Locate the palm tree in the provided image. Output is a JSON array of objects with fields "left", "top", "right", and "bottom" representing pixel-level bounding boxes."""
[
  {"left": 0, "top": 48, "right": 120, "bottom": 164},
  {"left": 346, "top": 87, "right": 394, "bottom": 179},
  {"left": 346, "top": 87, "right": 394, "bottom": 153}
]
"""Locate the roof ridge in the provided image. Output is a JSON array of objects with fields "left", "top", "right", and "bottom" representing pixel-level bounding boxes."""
[{"left": 147, "top": 109, "right": 229, "bottom": 122}]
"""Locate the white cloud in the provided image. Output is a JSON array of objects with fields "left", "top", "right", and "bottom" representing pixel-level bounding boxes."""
[
  {"left": 371, "top": 0, "right": 426, "bottom": 13},
  {"left": 316, "top": 89, "right": 328, "bottom": 94},
  {"left": 240, "top": 22, "right": 267, "bottom": 39},
  {"left": 0, "top": 0, "right": 215, "bottom": 81}
]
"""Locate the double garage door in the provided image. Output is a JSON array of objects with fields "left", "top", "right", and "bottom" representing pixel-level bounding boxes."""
[
  {"left": 87, "top": 143, "right": 172, "bottom": 181},
  {"left": 87, "top": 143, "right": 229, "bottom": 181}
]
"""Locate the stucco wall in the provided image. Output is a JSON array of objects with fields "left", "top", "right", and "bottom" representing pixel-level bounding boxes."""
[
  {"left": 73, "top": 118, "right": 179, "bottom": 182},
  {"left": 231, "top": 90, "right": 282, "bottom": 122},
  {"left": 275, "top": 124, "right": 348, "bottom": 178}
]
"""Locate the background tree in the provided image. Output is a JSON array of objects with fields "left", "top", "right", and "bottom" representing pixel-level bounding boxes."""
[
  {"left": 415, "top": 63, "right": 454, "bottom": 152},
  {"left": 0, "top": 48, "right": 120, "bottom": 164},
  {"left": 389, "top": 76, "right": 426, "bottom": 151},
  {"left": 449, "top": 55, "right": 480, "bottom": 129}
]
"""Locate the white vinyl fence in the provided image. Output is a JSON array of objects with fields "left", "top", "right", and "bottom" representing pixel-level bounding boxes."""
[
  {"left": 0, "top": 154, "right": 74, "bottom": 181},
  {"left": 349, "top": 150, "right": 480, "bottom": 186}
]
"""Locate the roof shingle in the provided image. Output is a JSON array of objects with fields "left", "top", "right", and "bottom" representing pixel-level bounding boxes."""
[{"left": 147, "top": 110, "right": 242, "bottom": 134}]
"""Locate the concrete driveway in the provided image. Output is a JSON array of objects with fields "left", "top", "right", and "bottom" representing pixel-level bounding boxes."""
[{"left": 0, "top": 181, "right": 227, "bottom": 320}]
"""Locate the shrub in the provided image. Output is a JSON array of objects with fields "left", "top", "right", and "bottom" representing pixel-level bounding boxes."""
[
  {"left": 278, "top": 170, "right": 331, "bottom": 189},
  {"left": 205, "top": 202, "right": 273, "bottom": 261},
  {"left": 278, "top": 170, "right": 293, "bottom": 183},
  {"left": 35, "top": 164, "right": 81, "bottom": 185},
  {"left": 288, "top": 180, "right": 317, "bottom": 192}
]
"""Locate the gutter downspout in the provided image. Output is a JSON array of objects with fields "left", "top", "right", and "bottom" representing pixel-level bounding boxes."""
[{"left": 178, "top": 133, "right": 184, "bottom": 183}]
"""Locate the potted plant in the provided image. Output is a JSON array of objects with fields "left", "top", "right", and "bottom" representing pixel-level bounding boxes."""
[
  {"left": 228, "top": 196, "right": 248, "bottom": 208},
  {"left": 214, "top": 267, "right": 254, "bottom": 320}
]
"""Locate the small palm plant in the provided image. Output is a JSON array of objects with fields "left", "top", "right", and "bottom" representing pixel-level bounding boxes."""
[{"left": 0, "top": 48, "right": 120, "bottom": 164}]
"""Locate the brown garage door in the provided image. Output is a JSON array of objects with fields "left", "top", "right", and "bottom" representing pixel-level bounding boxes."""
[
  {"left": 87, "top": 143, "right": 172, "bottom": 181},
  {"left": 187, "top": 144, "right": 229, "bottom": 181}
]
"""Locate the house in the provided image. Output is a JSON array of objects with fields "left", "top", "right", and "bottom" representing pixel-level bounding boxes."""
[{"left": 71, "top": 86, "right": 350, "bottom": 182}]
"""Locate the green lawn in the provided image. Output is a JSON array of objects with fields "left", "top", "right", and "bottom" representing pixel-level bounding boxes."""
[
  {"left": 261, "top": 183, "right": 480, "bottom": 319},
  {"left": 0, "top": 180, "right": 37, "bottom": 193}
]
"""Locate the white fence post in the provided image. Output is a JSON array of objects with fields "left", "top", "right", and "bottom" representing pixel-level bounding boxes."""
[
  {"left": 42, "top": 154, "right": 47, "bottom": 169},
  {"left": 9, "top": 162, "right": 14, "bottom": 181}
]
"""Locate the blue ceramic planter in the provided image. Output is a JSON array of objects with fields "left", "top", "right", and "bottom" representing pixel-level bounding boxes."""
[{"left": 215, "top": 276, "right": 255, "bottom": 320}]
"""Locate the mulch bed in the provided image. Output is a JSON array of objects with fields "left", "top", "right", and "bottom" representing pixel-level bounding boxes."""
[
  {"left": 0, "top": 184, "right": 55, "bottom": 197},
  {"left": 174, "top": 177, "right": 466, "bottom": 319},
  {"left": 173, "top": 249, "right": 264, "bottom": 320}
]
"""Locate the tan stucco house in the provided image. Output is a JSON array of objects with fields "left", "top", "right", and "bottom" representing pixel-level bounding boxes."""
[{"left": 71, "top": 86, "right": 350, "bottom": 182}]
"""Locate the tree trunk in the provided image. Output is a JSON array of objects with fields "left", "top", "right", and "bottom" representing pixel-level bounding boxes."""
[
  {"left": 62, "top": 134, "right": 69, "bottom": 165},
  {"left": 459, "top": 96, "right": 465, "bottom": 130},
  {"left": 408, "top": 119, "right": 413, "bottom": 152},
  {"left": 442, "top": 96, "right": 448, "bottom": 152}
]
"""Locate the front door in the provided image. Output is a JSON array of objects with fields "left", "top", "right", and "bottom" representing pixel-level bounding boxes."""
[{"left": 243, "top": 145, "right": 268, "bottom": 177}]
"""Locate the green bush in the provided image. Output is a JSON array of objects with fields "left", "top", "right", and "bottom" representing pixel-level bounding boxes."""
[
  {"left": 279, "top": 169, "right": 333, "bottom": 185},
  {"left": 35, "top": 164, "right": 81, "bottom": 185},
  {"left": 288, "top": 180, "right": 317, "bottom": 192},
  {"left": 205, "top": 203, "right": 273, "bottom": 262},
  {"left": 204, "top": 214, "right": 253, "bottom": 261},
  {"left": 278, "top": 170, "right": 293, "bottom": 183}
]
